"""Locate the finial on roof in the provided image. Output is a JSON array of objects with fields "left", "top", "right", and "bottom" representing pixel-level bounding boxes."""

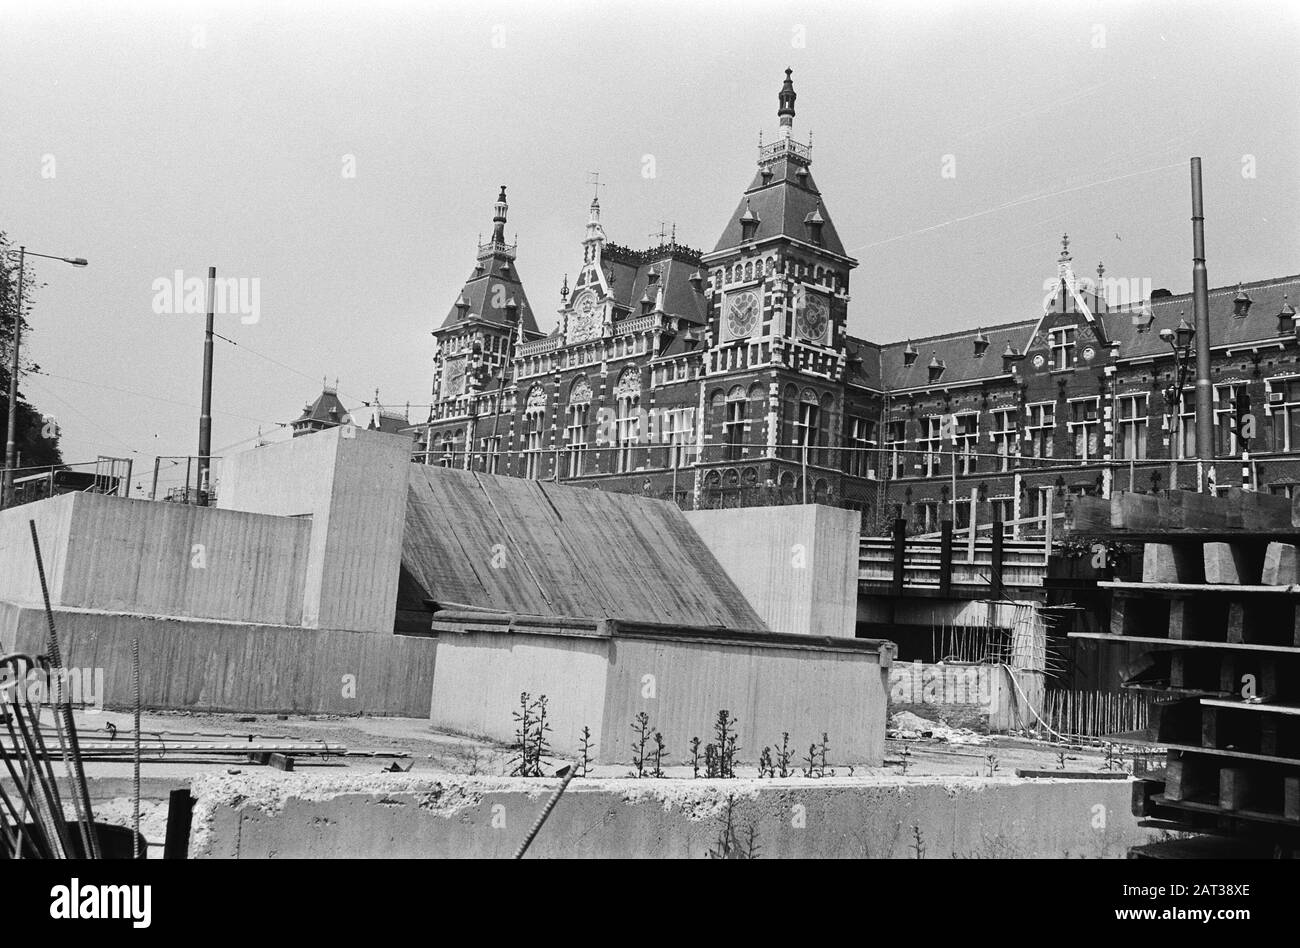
[
  {"left": 1281, "top": 293, "right": 1296, "bottom": 318},
  {"left": 1059, "top": 233, "right": 1071, "bottom": 262},
  {"left": 778, "top": 67, "right": 797, "bottom": 135}
]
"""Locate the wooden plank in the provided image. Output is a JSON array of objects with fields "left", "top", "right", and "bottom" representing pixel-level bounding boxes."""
[
  {"left": 1225, "top": 487, "right": 1292, "bottom": 531},
  {"left": 1201, "top": 698, "right": 1300, "bottom": 716},
  {"left": 1142, "top": 543, "right": 1204, "bottom": 584},
  {"left": 1262, "top": 543, "right": 1300, "bottom": 585},
  {"left": 1066, "top": 495, "right": 1110, "bottom": 534},
  {"left": 1103, "top": 581, "right": 1300, "bottom": 594},
  {"left": 1070, "top": 632, "right": 1300, "bottom": 654},
  {"left": 1164, "top": 753, "right": 1216, "bottom": 802},
  {"left": 1112, "top": 492, "right": 1161, "bottom": 530},
  {"left": 939, "top": 520, "right": 953, "bottom": 597},
  {"left": 1203, "top": 542, "right": 1263, "bottom": 585}
]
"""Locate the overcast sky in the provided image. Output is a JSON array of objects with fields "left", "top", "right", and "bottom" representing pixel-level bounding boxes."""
[{"left": 2, "top": 0, "right": 1297, "bottom": 490}]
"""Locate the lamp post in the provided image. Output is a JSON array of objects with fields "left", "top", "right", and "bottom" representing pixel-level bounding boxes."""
[
  {"left": 2, "top": 247, "right": 89, "bottom": 506},
  {"left": 1161, "top": 315, "right": 1196, "bottom": 492}
]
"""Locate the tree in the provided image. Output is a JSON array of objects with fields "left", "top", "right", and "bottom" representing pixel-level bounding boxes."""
[{"left": 0, "top": 231, "right": 65, "bottom": 477}]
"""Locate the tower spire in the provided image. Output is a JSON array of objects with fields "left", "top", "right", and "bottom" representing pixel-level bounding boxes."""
[
  {"left": 490, "top": 185, "right": 508, "bottom": 244},
  {"left": 778, "top": 67, "right": 797, "bottom": 137}
]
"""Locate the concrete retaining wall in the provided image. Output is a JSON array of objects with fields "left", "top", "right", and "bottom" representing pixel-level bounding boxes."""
[
  {"left": 685, "top": 505, "right": 860, "bottom": 637},
  {"left": 0, "top": 601, "right": 436, "bottom": 715},
  {"left": 188, "top": 771, "right": 1159, "bottom": 859},
  {"left": 219, "top": 426, "right": 410, "bottom": 633},
  {"left": 888, "top": 662, "right": 1045, "bottom": 733},
  {"left": 1, "top": 492, "right": 311, "bottom": 626},
  {"left": 430, "top": 615, "right": 892, "bottom": 765}
]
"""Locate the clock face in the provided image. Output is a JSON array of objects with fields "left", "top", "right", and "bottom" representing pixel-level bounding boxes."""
[
  {"left": 726, "top": 290, "right": 760, "bottom": 339},
  {"left": 1031, "top": 354, "right": 1046, "bottom": 369},
  {"left": 568, "top": 290, "right": 601, "bottom": 342},
  {"left": 1082, "top": 345, "right": 1096, "bottom": 361},
  {"left": 442, "top": 356, "right": 466, "bottom": 397},
  {"left": 796, "top": 289, "right": 830, "bottom": 342}
]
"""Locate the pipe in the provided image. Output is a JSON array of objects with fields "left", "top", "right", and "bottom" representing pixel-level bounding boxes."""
[{"left": 1191, "top": 158, "right": 1214, "bottom": 488}]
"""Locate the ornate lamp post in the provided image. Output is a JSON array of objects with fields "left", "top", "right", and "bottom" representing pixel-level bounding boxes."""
[{"left": 1160, "top": 315, "right": 1196, "bottom": 491}]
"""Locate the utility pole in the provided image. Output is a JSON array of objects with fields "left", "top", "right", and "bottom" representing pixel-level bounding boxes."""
[
  {"left": 197, "top": 266, "right": 215, "bottom": 505},
  {"left": 3, "top": 248, "right": 28, "bottom": 507},
  {"left": 1191, "top": 158, "right": 1214, "bottom": 491}
]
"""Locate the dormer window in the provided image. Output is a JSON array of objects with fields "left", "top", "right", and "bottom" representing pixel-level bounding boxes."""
[
  {"left": 1281, "top": 294, "right": 1297, "bottom": 335},
  {"left": 804, "top": 203, "right": 825, "bottom": 246},
  {"left": 1132, "top": 300, "right": 1154, "bottom": 333},
  {"left": 1234, "top": 283, "right": 1252, "bottom": 318},
  {"left": 973, "top": 329, "right": 989, "bottom": 357},
  {"left": 928, "top": 354, "right": 945, "bottom": 382},
  {"left": 740, "top": 200, "right": 760, "bottom": 242},
  {"left": 903, "top": 341, "right": 918, "bottom": 366}
]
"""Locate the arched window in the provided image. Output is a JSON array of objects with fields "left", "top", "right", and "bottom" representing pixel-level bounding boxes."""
[
  {"left": 724, "top": 385, "right": 747, "bottom": 460},
  {"left": 566, "top": 377, "right": 592, "bottom": 477},
  {"left": 615, "top": 367, "right": 641, "bottom": 473},
  {"left": 524, "top": 384, "right": 546, "bottom": 479}
]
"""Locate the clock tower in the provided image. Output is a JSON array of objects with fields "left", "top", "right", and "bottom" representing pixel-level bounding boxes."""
[{"left": 699, "top": 69, "right": 858, "bottom": 498}]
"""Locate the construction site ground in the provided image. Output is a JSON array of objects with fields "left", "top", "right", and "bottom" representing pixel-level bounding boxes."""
[{"left": 16, "top": 707, "right": 1136, "bottom": 858}]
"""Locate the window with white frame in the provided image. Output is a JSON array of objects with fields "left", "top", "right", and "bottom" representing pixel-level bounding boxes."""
[
  {"left": 615, "top": 395, "right": 639, "bottom": 473},
  {"left": 1115, "top": 393, "right": 1148, "bottom": 460},
  {"left": 846, "top": 417, "right": 877, "bottom": 478},
  {"left": 1267, "top": 377, "right": 1300, "bottom": 453},
  {"left": 955, "top": 412, "right": 979, "bottom": 475},
  {"left": 1176, "top": 390, "right": 1196, "bottom": 459},
  {"left": 566, "top": 403, "right": 589, "bottom": 477},
  {"left": 990, "top": 408, "right": 1017, "bottom": 472},
  {"left": 990, "top": 497, "right": 1015, "bottom": 535},
  {"left": 1025, "top": 402, "right": 1055, "bottom": 459},
  {"left": 1068, "top": 397, "right": 1101, "bottom": 460},
  {"left": 920, "top": 416, "right": 943, "bottom": 477},
  {"left": 665, "top": 408, "right": 695, "bottom": 468},
  {"left": 794, "top": 400, "right": 820, "bottom": 449},
  {"left": 439, "top": 431, "right": 456, "bottom": 468},
  {"left": 724, "top": 389, "right": 747, "bottom": 461},
  {"left": 479, "top": 435, "right": 501, "bottom": 474},
  {"left": 885, "top": 420, "right": 907, "bottom": 479},
  {"left": 524, "top": 412, "right": 545, "bottom": 479},
  {"left": 1214, "top": 382, "right": 1247, "bottom": 457},
  {"left": 1049, "top": 326, "right": 1076, "bottom": 370}
]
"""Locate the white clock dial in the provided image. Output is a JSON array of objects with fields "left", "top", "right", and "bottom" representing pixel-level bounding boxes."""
[
  {"left": 726, "top": 290, "right": 760, "bottom": 338},
  {"left": 796, "top": 289, "right": 829, "bottom": 341}
]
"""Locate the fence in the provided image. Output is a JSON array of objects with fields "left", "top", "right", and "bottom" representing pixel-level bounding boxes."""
[
  {"left": 0, "top": 456, "right": 132, "bottom": 509},
  {"left": 1026, "top": 688, "right": 1152, "bottom": 744}
]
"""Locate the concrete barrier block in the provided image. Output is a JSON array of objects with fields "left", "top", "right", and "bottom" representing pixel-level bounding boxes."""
[
  {"left": 1262, "top": 543, "right": 1299, "bottom": 585},
  {"left": 1142, "top": 543, "right": 1203, "bottom": 584}
]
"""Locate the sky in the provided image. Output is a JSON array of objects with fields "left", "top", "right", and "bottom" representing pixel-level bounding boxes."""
[{"left": 2, "top": 0, "right": 1298, "bottom": 494}]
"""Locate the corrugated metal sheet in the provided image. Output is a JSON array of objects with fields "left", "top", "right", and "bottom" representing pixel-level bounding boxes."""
[{"left": 403, "top": 466, "right": 764, "bottom": 627}]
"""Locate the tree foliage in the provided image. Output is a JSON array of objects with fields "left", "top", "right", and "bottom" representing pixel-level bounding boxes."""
[{"left": 0, "top": 231, "right": 64, "bottom": 473}]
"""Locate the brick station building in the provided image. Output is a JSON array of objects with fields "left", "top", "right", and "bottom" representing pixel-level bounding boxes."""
[{"left": 408, "top": 70, "right": 1300, "bottom": 532}]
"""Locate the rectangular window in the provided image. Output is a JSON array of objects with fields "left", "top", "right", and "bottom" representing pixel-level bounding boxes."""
[
  {"left": 666, "top": 409, "right": 695, "bottom": 468},
  {"left": 990, "top": 408, "right": 1017, "bottom": 472},
  {"left": 846, "top": 417, "right": 876, "bottom": 478},
  {"left": 1025, "top": 402, "right": 1055, "bottom": 459},
  {"left": 1214, "top": 382, "right": 1246, "bottom": 457},
  {"left": 795, "top": 402, "right": 820, "bottom": 448},
  {"left": 566, "top": 404, "right": 589, "bottom": 477},
  {"left": 1176, "top": 390, "right": 1196, "bottom": 459},
  {"left": 439, "top": 432, "right": 455, "bottom": 468},
  {"left": 616, "top": 398, "right": 639, "bottom": 473},
  {"left": 955, "top": 412, "right": 979, "bottom": 475},
  {"left": 1068, "top": 397, "right": 1101, "bottom": 460},
  {"left": 919, "top": 416, "right": 943, "bottom": 477},
  {"left": 990, "top": 497, "right": 1015, "bottom": 535},
  {"left": 725, "top": 397, "right": 746, "bottom": 461},
  {"left": 885, "top": 420, "right": 907, "bottom": 479},
  {"left": 480, "top": 435, "right": 501, "bottom": 474},
  {"left": 915, "top": 500, "right": 940, "bottom": 533},
  {"left": 1049, "top": 326, "right": 1076, "bottom": 370},
  {"left": 1268, "top": 378, "right": 1300, "bottom": 453},
  {"left": 525, "top": 413, "right": 545, "bottom": 479},
  {"left": 1115, "top": 394, "right": 1148, "bottom": 460}
]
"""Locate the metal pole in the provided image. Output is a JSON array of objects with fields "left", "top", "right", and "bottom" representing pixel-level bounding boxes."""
[
  {"left": 197, "top": 266, "right": 215, "bottom": 506},
  {"left": 1191, "top": 158, "right": 1214, "bottom": 490},
  {"left": 4, "top": 247, "right": 27, "bottom": 507}
]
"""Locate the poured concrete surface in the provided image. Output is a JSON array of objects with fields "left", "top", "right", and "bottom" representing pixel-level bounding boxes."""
[{"left": 188, "top": 769, "right": 1158, "bottom": 859}]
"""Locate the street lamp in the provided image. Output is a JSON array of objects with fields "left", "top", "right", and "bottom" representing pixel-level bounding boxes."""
[
  {"left": 2, "top": 246, "right": 89, "bottom": 506},
  {"left": 1160, "top": 314, "right": 1196, "bottom": 491}
]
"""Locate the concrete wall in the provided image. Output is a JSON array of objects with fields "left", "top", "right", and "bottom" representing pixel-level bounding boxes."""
[
  {"left": 189, "top": 771, "right": 1159, "bottom": 859},
  {"left": 0, "top": 492, "right": 76, "bottom": 606},
  {"left": 430, "top": 615, "right": 893, "bottom": 765},
  {"left": 219, "top": 426, "right": 409, "bottom": 633},
  {"left": 0, "top": 493, "right": 310, "bottom": 626},
  {"left": 888, "top": 661, "right": 1045, "bottom": 733},
  {"left": 686, "top": 504, "right": 860, "bottom": 637},
  {"left": 0, "top": 601, "right": 436, "bottom": 715}
]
